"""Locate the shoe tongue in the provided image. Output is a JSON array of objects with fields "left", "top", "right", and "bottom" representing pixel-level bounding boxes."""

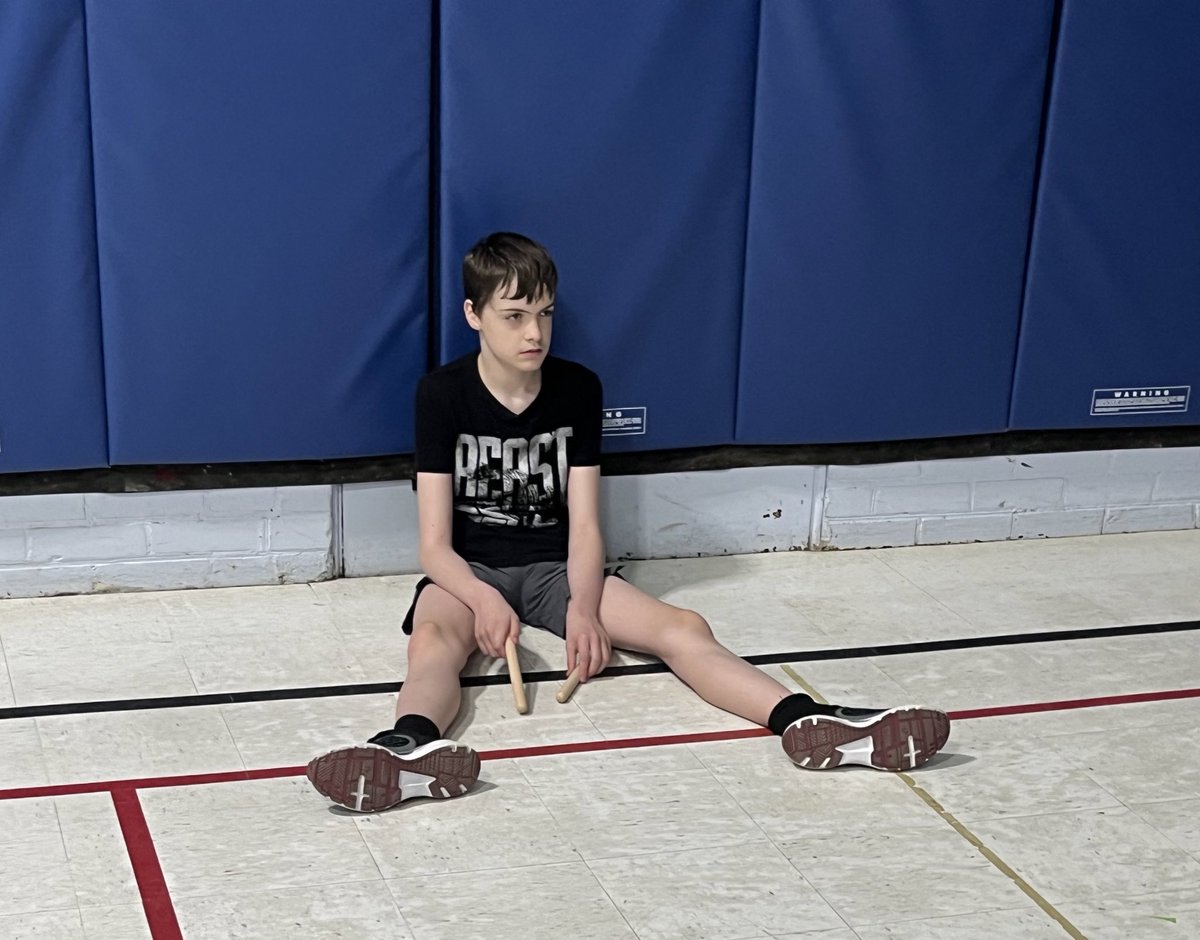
[
  {"left": 834, "top": 706, "right": 885, "bottom": 719},
  {"left": 369, "top": 731, "right": 417, "bottom": 755}
]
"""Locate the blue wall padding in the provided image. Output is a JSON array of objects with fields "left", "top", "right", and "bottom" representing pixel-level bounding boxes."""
[
  {"left": 1010, "top": 1, "right": 1200, "bottom": 429},
  {"left": 736, "top": 1, "right": 1055, "bottom": 444},
  {"left": 0, "top": 0, "right": 108, "bottom": 473},
  {"left": 87, "top": 0, "right": 430, "bottom": 463},
  {"left": 438, "top": 1, "right": 758, "bottom": 452}
]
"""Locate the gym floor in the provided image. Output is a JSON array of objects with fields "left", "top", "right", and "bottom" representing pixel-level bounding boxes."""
[{"left": 1, "top": 529, "right": 1198, "bottom": 939}]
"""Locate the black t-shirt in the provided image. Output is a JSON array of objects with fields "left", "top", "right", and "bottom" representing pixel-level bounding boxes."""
[{"left": 414, "top": 353, "right": 602, "bottom": 567}]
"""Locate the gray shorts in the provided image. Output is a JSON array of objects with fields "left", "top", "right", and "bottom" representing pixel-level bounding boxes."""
[{"left": 402, "top": 561, "right": 624, "bottom": 638}]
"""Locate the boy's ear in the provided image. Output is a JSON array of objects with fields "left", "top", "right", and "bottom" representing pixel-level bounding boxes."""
[{"left": 464, "top": 299, "right": 481, "bottom": 332}]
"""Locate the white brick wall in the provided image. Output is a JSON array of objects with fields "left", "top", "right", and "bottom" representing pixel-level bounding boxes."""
[
  {"left": 1, "top": 447, "right": 1197, "bottom": 596},
  {"left": 600, "top": 466, "right": 814, "bottom": 560},
  {"left": 819, "top": 447, "right": 1200, "bottom": 549},
  {"left": 0, "top": 486, "right": 334, "bottom": 598}
]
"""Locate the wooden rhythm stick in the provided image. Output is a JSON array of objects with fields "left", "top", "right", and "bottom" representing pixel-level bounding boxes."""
[
  {"left": 505, "top": 638, "right": 528, "bottom": 714},
  {"left": 556, "top": 665, "right": 582, "bottom": 704}
]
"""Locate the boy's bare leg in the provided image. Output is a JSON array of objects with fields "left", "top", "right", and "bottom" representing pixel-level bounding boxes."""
[
  {"left": 596, "top": 576, "right": 949, "bottom": 772},
  {"left": 597, "top": 576, "right": 789, "bottom": 726},
  {"left": 305, "top": 584, "right": 479, "bottom": 811},
  {"left": 395, "top": 584, "right": 478, "bottom": 733}
]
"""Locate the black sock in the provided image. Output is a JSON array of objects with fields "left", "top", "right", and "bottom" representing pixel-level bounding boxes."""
[
  {"left": 392, "top": 713, "right": 442, "bottom": 746},
  {"left": 767, "top": 693, "right": 840, "bottom": 735}
]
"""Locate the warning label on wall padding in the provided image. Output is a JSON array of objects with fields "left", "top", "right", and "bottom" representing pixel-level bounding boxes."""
[
  {"left": 1091, "top": 386, "right": 1190, "bottom": 416},
  {"left": 602, "top": 407, "right": 647, "bottom": 436}
]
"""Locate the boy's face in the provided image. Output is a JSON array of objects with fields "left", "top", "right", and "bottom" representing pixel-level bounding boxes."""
[{"left": 465, "top": 282, "right": 555, "bottom": 373}]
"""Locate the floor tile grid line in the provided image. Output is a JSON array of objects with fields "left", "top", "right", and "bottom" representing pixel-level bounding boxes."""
[
  {"left": 4, "top": 617, "right": 1199, "bottom": 722},
  {"left": 691, "top": 739, "right": 858, "bottom": 935},
  {"left": 497, "top": 684, "right": 645, "bottom": 937},
  {"left": 4, "top": 688, "right": 1200, "bottom": 803},
  {"left": 110, "top": 788, "right": 182, "bottom": 940},
  {"left": 780, "top": 663, "right": 1086, "bottom": 940},
  {"left": 520, "top": 768, "right": 646, "bottom": 940},
  {"left": 0, "top": 632, "right": 14, "bottom": 706}
]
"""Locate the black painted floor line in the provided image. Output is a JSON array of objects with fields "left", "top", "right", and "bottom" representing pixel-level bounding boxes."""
[{"left": 2, "top": 618, "right": 1196, "bottom": 721}]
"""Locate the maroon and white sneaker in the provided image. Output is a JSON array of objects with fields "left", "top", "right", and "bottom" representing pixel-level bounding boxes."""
[
  {"left": 782, "top": 706, "right": 950, "bottom": 772},
  {"left": 306, "top": 735, "right": 480, "bottom": 813}
]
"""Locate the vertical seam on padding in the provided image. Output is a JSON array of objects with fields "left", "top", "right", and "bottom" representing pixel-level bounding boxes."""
[
  {"left": 426, "top": 0, "right": 442, "bottom": 377},
  {"left": 1007, "top": 0, "right": 1066, "bottom": 428},
  {"left": 79, "top": 0, "right": 111, "bottom": 468},
  {"left": 732, "top": 0, "right": 765, "bottom": 445}
]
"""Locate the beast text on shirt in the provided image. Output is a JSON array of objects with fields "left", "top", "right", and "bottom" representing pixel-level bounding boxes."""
[{"left": 452, "top": 428, "right": 573, "bottom": 528}]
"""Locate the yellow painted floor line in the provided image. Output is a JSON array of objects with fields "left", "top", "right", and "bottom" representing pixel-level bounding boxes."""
[
  {"left": 780, "top": 664, "right": 828, "bottom": 704},
  {"left": 779, "top": 664, "right": 1088, "bottom": 940}
]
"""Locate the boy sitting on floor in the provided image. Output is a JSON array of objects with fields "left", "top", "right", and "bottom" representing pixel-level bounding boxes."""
[{"left": 307, "top": 232, "right": 949, "bottom": 812}]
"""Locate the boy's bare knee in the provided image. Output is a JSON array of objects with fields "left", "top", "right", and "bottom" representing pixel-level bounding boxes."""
[
  {"left": 409, "top": 619, "right": 473, "bottom": 660},
  {"left": 679, "top": 609, "right": 713, "bottom": 638},
  {"left": 658, "top": 609, "right": 715, "bottom": 656}
]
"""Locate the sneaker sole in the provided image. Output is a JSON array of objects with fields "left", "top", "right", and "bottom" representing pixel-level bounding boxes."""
[
  {"left": 306, "top": 741, "right": 480, "bottom": 812},
  {"left": 782, "top": 707, "right": 950, "bottom": 771}
]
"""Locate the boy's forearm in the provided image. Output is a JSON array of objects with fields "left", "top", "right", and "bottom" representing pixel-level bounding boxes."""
[
  {"left": 419, "top": 543, "right": 493, "bottom": 611},
  {"left": 566, "top": 524, "right": 605, "bottom": 616}
]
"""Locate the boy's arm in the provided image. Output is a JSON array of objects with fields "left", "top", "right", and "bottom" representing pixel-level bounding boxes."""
[
  {"left": 565, "top": 464, "right": 610, "bottom": 680},
  {"left": 416, "top": 472, "right": 518, "bottom": 658}
]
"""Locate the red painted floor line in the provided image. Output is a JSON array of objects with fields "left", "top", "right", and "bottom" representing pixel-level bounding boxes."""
[
  {"left": 3, "top": 686, "right": 1198, "bottom": 803},
  {"left": 111, "top": 788, "right": 183, "bottom": 940},
  {"left": 949, "top": 686, "right": 1200, "bottom": 720}
]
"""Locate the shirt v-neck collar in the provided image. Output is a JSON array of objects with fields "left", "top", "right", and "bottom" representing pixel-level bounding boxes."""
[{"left": 473, "top": 354, "right": 544, "bottom": 421}]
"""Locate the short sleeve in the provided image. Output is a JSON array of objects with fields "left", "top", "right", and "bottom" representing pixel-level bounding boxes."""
[
  {"left": 414, "top": 374, "right": 456, "bottom": 473},
  {"left": 569, "top": 368, "right": 603, "bottom": 466}
]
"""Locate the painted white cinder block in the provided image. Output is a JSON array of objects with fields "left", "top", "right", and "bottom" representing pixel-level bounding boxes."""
[
  {"left": 915, "top": 455, "right": 1016, "bottom": 483},
  {"left": 27, "top": 524, "right": 149, "bottom": 563},
  {"left": 0, "top": 552, "right": 333, "bottom": 598},
  {"left": 266, "top": 515, "right": 333, "bottom": 552},
  {"left": 830, "top": 461, "right": 921, "bottom": 482},
  {"left": 1011, "top": 509, "right": 1104, "bottom": 540},
  {"left": 86, "top": 491, "right": 205, "bottom": 520},
  {"left": 1063, "top": 474, "right": 1156, "bottom": 508},
  {"left": 0, "top": 559, "right": 211, "bottom": 597},
  {"left": 209, "top": 551, "right": 331, "bottom": 585},
  {"left": 341, "top": 481, "right": 420, "bottom": 577},
  {"left": 148, "top": 519, "right": 264, "bottom": 556},
  {"left": 1109, "top": 447, "right": 1200, "bottom": 473},
  {"left": 1103, "top": 504, "right": 1196, "bottom": 534},
  {"left": 917, "top": 513, "right": 1013, "bottom": 545},
  {"left": 1152, "top": 471, "right": 1200, "bottom": 502},
  {"left": 0, "top": 494, "right": 87, "bottom": 525},
  {"left": 972, "top": 478, "right": 1064, "bottom": 512},
  {"left": 822, "top": 517, "right": 918, "bottom": 550},
  {"left": 823, "top": 484, "right": 874, "bottom": 518},
  {"left": 276, "top": 487, "right": 333, "bottom": 513},
  {"left": 202, "top": 489, "right": 280, "bottom": 516},
  {"left": 1011, "top": 451, "right": 1110, "bottom": 477},
  {"left": 873, "top": 483, "right": 972, "bottom": 515}
]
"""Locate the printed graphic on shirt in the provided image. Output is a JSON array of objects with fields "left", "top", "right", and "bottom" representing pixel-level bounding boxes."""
[{"left": 453, "top": 428, "right": 573, "bottom": 528}]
